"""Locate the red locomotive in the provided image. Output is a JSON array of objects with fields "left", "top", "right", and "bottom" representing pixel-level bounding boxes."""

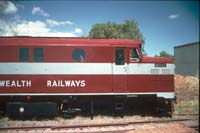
[{"left": 0, "top": 37, "right": 175, "bottom": 117}]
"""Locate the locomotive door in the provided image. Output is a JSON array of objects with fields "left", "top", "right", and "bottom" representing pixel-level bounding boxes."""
[{"left": 113, "top": 48, "right": 127, "bottom": 92}]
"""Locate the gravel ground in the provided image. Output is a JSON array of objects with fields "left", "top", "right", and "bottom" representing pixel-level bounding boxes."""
[
  {"left": 0, "top": 114, "right": 198, "bottom": 133},
  {"left": 0, "top": 123, "right": 198, "bottom": 133},
  {"left": 127, "top": 124, "right": 197, "bottom": 133}
]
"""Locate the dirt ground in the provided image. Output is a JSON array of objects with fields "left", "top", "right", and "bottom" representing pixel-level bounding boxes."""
[
  {"left": 127, "top": 124, "right": 197, "bottom": 133},
  {"left": 174, "top": 74, "right": 199, "bottom": 115},
  {"left": 0, "top": 74, "right": 199, "bottom": 132}
]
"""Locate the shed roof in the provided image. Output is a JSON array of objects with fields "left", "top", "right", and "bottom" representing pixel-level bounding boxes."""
[{"left": 174, "top": 41, "right": 199, "bottom": 48}]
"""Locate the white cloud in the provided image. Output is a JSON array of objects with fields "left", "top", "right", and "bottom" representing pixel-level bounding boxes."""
[
  {"left": 17, "top": 20, "right": 49, "bottom": 36},
  {"left": 32, "top": 6, "right": 49, "bottom": 17},
  {"left": 0, "top": 19, "right": 8, "bottom": 35},
  {"left": 46, "top": 19, "right": 73, "bottom": 27},
  {"left": 16, "top": 4, "right": 24, "bottom": 9},
  {"left": 0, "top": 19, "right": 77, "bottom": 37},
  {"left": 74, "top": 28, "right": 82, "bottom": 33},
  {"left": 168, "top": 14, "right": 179, "bottom": 19},
  {"left": 0, "top": 1, "right": 17, "bottom": 14}
]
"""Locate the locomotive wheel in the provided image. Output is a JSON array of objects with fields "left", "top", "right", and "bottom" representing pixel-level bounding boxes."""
[{"left": 156, "top": 99, "right": 173, "bottom": 117}]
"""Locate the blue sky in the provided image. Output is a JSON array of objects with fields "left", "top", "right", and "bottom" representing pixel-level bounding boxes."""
[{"left": 0, "top": 1, "right": 199, "bottom": 56}]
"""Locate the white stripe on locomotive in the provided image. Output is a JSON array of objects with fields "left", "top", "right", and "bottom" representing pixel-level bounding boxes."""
[
  {"left": 0, "top": 92, "right": 175, "bottom": 99},
  {"left": 0, "top": 63, "right": 174, "bottom": 75}
]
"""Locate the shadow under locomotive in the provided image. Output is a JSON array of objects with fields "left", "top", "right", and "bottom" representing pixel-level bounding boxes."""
[
  {"left": 71, "top": 96, "right": 173, "bottom": 118},
  {"left": 0, "top": 95, "right": 173, "bottom": 120}
]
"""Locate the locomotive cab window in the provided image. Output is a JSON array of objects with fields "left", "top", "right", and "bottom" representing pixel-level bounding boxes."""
[
  {"left": 130, "top": 48, "right": 139, "bottom": 62},
  {"left": 34, "top": 48, "right": 44, "bottom": 62},
  {"left": 72, "top": 48, "right": 85, "bottom": 62},
  {"left": 115, "top": 48, "right": 125, "bottom": 65},
  {"left": 19, "top": 48, "right": 29, "bottom": 62}
]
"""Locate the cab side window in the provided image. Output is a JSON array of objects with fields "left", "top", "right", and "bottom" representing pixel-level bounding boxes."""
[
  {"left": 115, "top": 48, "right": 125, "bottom": 65},
  {"left": 130, "top": 48, "right": 139, "bottom": 62},
  {"left": 130, "top": 48, "right": 139, "bottom": 59}
]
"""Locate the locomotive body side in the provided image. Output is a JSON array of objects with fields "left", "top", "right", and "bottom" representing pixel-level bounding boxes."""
[{"left": 0, "top": 37, "right": 175, "bottom": 117}]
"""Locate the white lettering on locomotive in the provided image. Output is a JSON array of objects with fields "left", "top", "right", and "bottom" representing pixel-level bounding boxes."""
[
  {"left": 0, "top": 80, "right": 31, "bottom": 87},
  {"left": 47, "top": 80, "right": 85, "bottom": 87}
]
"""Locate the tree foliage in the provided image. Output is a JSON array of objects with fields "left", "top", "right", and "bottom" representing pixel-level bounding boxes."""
[
  {"left": 155, "top": 51, "right": 174, "bottom": 58},
  {"left": 89, "top": 20, "right": 145, "bottom": 53},
  {"left": 89, "top": 20, "right": 144, "bottom": 41}
]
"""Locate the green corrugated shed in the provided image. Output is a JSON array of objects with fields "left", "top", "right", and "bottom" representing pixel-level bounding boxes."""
[{"left": 174, "top": 42, "right": 199, "bottom": 78}]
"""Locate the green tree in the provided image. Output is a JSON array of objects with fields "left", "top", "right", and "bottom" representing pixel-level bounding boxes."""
[
  {"left": 155, "top": 51, "right": 174, "bottom": 58},
  {"left": 89, "top": 20, "right": 144, "bottom": 40},
  {"left": 89, "top": 20, "right": 146, "bottom": 53}
]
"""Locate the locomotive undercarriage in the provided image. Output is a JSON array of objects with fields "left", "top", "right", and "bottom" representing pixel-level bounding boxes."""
[{"left": 0, "top": 95, "right": 174, "bottom": 118}]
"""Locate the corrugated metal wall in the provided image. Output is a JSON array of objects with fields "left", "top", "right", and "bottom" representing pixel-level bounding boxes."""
[{"left": 174, "top": 42, "right": 199, "bottom": 78}]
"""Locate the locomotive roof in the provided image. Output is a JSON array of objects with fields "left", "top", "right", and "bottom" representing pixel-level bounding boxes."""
[{"left": 0, "top": 37, "right": 142, "bottom": 47}]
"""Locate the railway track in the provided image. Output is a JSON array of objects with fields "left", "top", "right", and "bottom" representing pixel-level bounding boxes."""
[{"left": 0, "top": 117, "right": 198, "bottom": 132}]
